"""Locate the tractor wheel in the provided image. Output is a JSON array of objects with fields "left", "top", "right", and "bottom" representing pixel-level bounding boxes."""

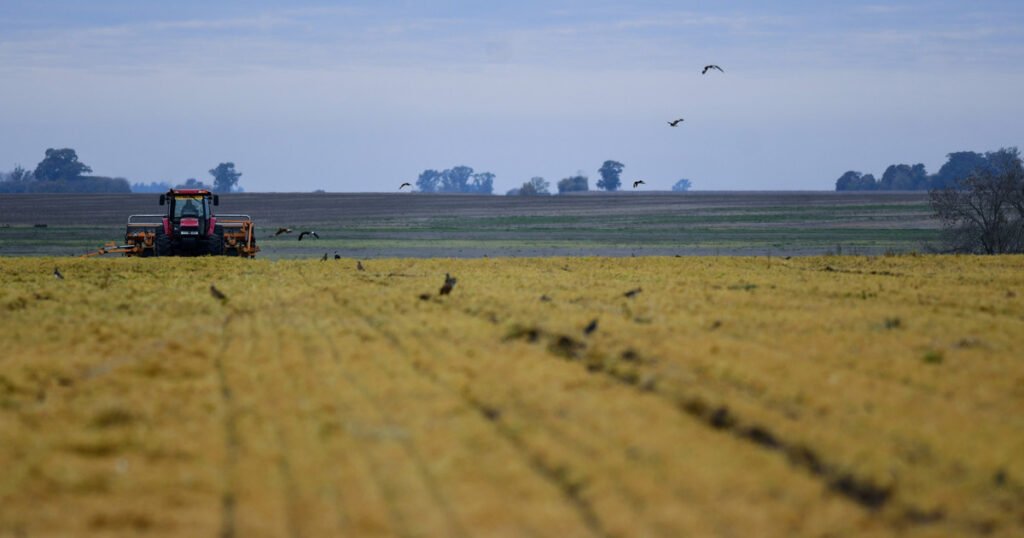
[
  {"left": 208, "top": 223, "right": 225, "bottom": 255},
  {"left": 208, "top": 233, "right": 225, "bottom": 256},
  {"left": 155, "top": 230, "right": 172, "bottom": 257},
  {"left": 216, "top": 225, "right": 239, "bottom": 256}
]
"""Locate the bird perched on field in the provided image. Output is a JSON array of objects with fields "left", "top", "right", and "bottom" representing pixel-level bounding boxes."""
[
  {"left": 439, "top": 273, "right": 457, "bottom": 295},
  {"left": 399, "top": 182, "right": 411, "bottom": 190},
  {"left": 667, "top": 118, "right": 684, "bottom": 127},
  {"left": 321, "top": 252, "right": 328, "bottom": 261},
  {"left": 297, "top": 231, "right": 319, "bottom": 241},
  {"left": 53, "top": 267, "right": 64, "bottom": 280},
  {"left": 210, "top": 283, "right": 227, "bottom": 302},
  {"left": 702, "top": 64, "right": 724, "bottom": 74},
  {"left": 334, "top": 253, "right": 341, "bottom": 260},
  {"left": 632, "top": 180, "right": 645, "bottom": 189},
  {"left": 583, "top": 318, "right": 598, "bottom": 336},
  {"left": 357, "top": 260, "right": 365, "bottom": 271},
  {"left": 624, "top": 287, "right": 642, "bottom": 298},
  {"left": 273, "top": 227, "right": 292, "bottom": 237}
]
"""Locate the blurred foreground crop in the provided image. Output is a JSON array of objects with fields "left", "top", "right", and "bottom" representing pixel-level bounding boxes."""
[{"left": 1, "top": 255, "right": 1022, "bottom": 537}]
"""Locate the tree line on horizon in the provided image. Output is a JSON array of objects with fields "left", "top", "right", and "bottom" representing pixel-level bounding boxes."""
[
  {"left": 835, "top": 150, "right": 1011, "bottom": 191},
  {"left": 413, "top": 160, "right": 693, "bottom": 196},
  {"left": 4, "top": 150, "right": 702, "bottom": 195},
  {"left": 0, "top": 148, "right": 244, "bottom": 194}
]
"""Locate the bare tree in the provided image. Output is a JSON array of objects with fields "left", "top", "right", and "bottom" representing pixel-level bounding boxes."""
[{"left": 929, "top": 148, "right": 1024, "bottom": 254}]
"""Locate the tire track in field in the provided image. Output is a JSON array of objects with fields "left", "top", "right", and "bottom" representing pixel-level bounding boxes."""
[
  {"left": 266, "top": 326, "right": 309, "bottom": 538},
  {"left": 332, "top": 291, "right": 611, "bottom": 538},
  {"left": 318, "top": 332, "right": 452, "bottom": 538},
  {"left": 318, "top": 316, "right": 471, "bottom": 537},
  {"left": 412, "top": 264, "right": 1023, "bottom": 535},
  {"left": 323, "top": 286, "right": 604, "bottom": 537},
  {"left": 209, "top": 291, "right": 340, "bottom": 537},
  {"left": 353, "top": 290, "right": 875, "bottom": 536},
  {"left": 284, "top": 336, "right": 353, "bottom": 535},
  {"left": 498, "top": 320, "right": 903, "bottom": 511},
  {"left": 432, "top": 294, "right": 899, "bottom": 509},
  {"left": 314, "top": 336, "right": 411, "bottom": 537},
  {"left": 310, "top": 267, "right": 888, "bottom": 535},
  {"left": 214, "top": 313, "right": 242, "bottom": 538},
  {"left": 211, "top": 297, "right": 332, "bottom": 538},
  {"left": 295, "top": 269, "right": 466, "bottom": 538},
  {"left": 523, "top": 271, "right": 1024, "bottom": 531},
  {"left": 237, "top": 268, "right": 389, "bottom": 536},
  {"left": 390, "top": 297, "right": 747, "bottom": 535}
]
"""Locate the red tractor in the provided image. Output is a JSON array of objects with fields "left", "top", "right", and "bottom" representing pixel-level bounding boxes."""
[{"left": 85, "top": 189, "right": 259, "bottom": 257}]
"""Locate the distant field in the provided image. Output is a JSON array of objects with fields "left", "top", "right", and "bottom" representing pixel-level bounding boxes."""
[
  {"left": 1, "top": 255, "right": 1021, "bottom": 537},
  {"left": 0, "top": 192, "right": 938, "bottom": 257}
]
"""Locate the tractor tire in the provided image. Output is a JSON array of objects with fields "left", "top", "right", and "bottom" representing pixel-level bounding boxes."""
[
  {"left": 155, "top": 230, "right": 172, "bottom": 257},
  {"left": 215, "top": 224, "right": 236, "bottom": 256},
  {"left": 208, "top": 232, "right": 225, "bottom": 256}
]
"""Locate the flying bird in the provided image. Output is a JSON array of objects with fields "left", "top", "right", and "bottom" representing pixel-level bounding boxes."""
[
  {"left": 399, "top": 182, "right": 411, "bottom": 190},
  {"left": 667, "top": 118, "right": 684, "bottom": 127},
  {"left": 702, "top": 64, "right": 724, "bottom": 74},
  {"left": 357, "top": 261, "right": 365, "bottom": 271},
  {"left": 632, "top": 180, "right": 645, "bottom": 189},
  {"left": 439, "top": 273, "right": 457, "bottom": 296},
  {"left": 210, "top": 283, "right": 227, "bottom": 302},
  {"left": 53, "top": 267, "right": 64, "bottom": 280},
  {"left": 297, "top": 231, "right": 320, "bottom": 241},
  {"left": 624, "top": 287, "right": 642, "bottom": 298},
  {"left": 583, "top": 318, "right": 598, "bottom": 336},
  {"left": 273, "top": 227, "right": 292, "bottom": 237}
]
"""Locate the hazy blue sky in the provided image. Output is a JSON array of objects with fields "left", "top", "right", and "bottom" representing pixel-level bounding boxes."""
[{"left": 1, "top": 1, "right": 1022, "bottom": 192}]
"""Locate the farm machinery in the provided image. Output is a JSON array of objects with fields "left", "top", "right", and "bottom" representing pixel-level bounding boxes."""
[{"left": 84, "top": 189, "right": 259, "bottom": 257}]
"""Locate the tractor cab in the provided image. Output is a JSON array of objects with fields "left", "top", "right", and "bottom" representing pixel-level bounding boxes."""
[{"left": 160, "top": 189, "right": 219, "bottom": 239}]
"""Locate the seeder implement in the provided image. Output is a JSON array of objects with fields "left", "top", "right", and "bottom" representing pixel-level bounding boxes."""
[
  {"left": 81, "top": 241, "right": 147, "bottom": 257},
  {"left": 215, "top": 214, "right": 260, "bottom": 258}
]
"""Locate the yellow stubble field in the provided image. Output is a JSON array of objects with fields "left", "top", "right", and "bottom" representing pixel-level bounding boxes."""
[{"left": 0, "top": 255, "right": 1022, "bottom": 537}]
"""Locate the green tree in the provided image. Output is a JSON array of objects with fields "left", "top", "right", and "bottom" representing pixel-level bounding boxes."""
[
  {"left": 469, "top": 171, "right": 495, "bottom": 194},
  {"left": 930, "top": 152, "right": 988, "bottom": 190},
  {"left": 515, "top": 177, "right": 550, "bottom": 196},
  {"left": 672, "top": 178, "right": 693, "bottom": 192},
  {"left": 8, "top": 165, "right": 33, "bottom": 184},
  {"left": 880, "top": 164, "right": 928, "bottom": 190},
  {"left": 531, "top": 176, "right": 551, "bottom": 194},
  {"left": 0, "top": 165, "right": 33, "bottom": 193},
  {"left": 441, "top": 166, "right": 475, "bottom": 192},
  {"left": 416, "top": 169, "right": 442, "bottom": 192},
  {"left": 209, "top": 162, "right": 242, "bottom": 193},
  {"left": 33, "top": 148, "right": 92, "bottom": 181},
  {"left": 417, "top": 166, "right": 495, "bottom": 193},
  {"left": 557, "top": 175, "right": 589, "bottom": 194},
  {"left": 835, "top": 171, "right": 879, "bottom": 191},
  {"left": 176, "top": 178, "right": 213, "bottom": 190},
  {"left": 597, "top": 160, "right": 624, "bottom": 191},
  {"left": 131, "top": 181, "right": 172, "bottom": 193}
]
